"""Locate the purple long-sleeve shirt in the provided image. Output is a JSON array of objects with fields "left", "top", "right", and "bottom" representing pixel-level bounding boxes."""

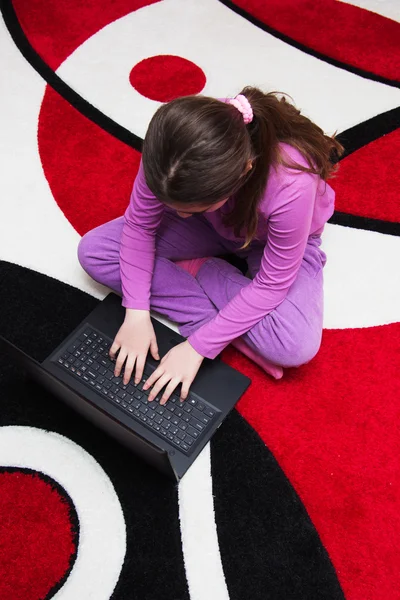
[{"left": 119, "top": 142, "right": 335, "bottom": 359}]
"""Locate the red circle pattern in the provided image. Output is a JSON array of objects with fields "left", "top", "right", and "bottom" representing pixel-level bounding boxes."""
[{"left": 129, "top": 55, "right": 206, "bottom": 102}]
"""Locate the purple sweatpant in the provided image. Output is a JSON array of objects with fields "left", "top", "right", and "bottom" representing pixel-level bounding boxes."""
[{"left": 77, "top": 210, "right": 327, "bottom": 368}]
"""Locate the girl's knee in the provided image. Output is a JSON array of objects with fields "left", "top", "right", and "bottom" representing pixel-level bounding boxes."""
[
  {"left": 279, "top": 331, "right": 322, "bottom": 368},
  {"left": 255, "top": 327, "right": 322, "bottom": 368}
]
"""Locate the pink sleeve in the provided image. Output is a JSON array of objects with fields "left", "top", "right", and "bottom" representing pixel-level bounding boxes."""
[
  {"left": 188, "top": 174, "right": 318, "bottom": 358},
  {"left": 119, "top": 159, "right": 164, "bottom": 310}
]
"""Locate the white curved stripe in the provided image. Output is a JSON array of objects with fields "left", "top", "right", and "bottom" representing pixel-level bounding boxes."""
[
  {"left": 57, "top": 0, "right": 400, "bottom": 138},
  {"left": 322, "top": 223, "right": 400, "bottom": 328},
  {"left": 0, "top": 18, "right": 179, "bottom": 334},
  {"left": 337, "top": 0, "right": 400, "bottom": 23},
  {"left": 178, "top": 442, "right": 230, "bottom": 600},
  {"left": 0, "top": 426, "right": 126, "bottom": 598},
  {"left": 0, "top": 20, "right": 102, "bottom": 299}
]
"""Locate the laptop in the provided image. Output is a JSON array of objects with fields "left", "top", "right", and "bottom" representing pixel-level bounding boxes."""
[{"left": 0, "top": 292, "right": 251, "bottom": 482}]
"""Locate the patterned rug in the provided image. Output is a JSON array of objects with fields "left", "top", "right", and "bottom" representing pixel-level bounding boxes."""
[{"left": 0, "top": 1, "right": 399, "bottom": 599}]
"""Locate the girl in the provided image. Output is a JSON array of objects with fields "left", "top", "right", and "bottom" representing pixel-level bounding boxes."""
[{"left": 78, "top": 86, "right": 343, "bottom": 405}]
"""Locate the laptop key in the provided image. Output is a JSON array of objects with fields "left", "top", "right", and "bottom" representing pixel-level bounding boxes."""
[
  {"left": 184, "top": 435, "right": 194, "bottom": 445},
  {"left": 203, "top": 407, "right": 215, "bottom": 418},
  {"left": 181, "top": 442, "right": 189, "bottom": 451},
  {"left": 192, "top": 408, "right": 210, "bottom": 425},
  {"left": 67, "top": 342, "right": 80, "bottom": 353},
  {"left": 187, "top": 426, "right": 199, "bottom": 439},
  {"left": 190, "top": 417, "right": 205, "bottom": 432}
]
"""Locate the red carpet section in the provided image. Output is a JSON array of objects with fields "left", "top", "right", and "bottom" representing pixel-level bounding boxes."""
[{"left": 0, "top": 469, "right": 78, "bottom": 599}]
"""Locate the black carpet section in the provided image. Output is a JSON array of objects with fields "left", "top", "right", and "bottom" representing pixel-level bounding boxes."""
[
  {"left": 211, "top": 411, "right": 345, "bottom": 600},
  {"left": 0, "top": 261, "right": 190, "bottom": 600}
]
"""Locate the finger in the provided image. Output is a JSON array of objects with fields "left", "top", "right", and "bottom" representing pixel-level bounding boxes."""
[
  {"left": 134, "top": 355, "right": 146, "bottom": 385},
  {"left": 109, "top": 340, "right": 120, "bottom": 359},
  {"left": 150, "top": 337, "right": 160, "bottom": 361},
  {"left": 160, "top": 378, "right": 181, "bottom": 405},
  {"left": 180, "top": 379, "right": 191, "bottom": 402},
  {"left": 122, "top": 354, "right": 136, "bottom": 386},
  {"left": 148, "top": 373, "right": 171, "bottom": 402},
  {"left": 114, "top": 348, "right": 127, "bottom": 377},
  {"left": 143, "top": 366, "right": 164, "bottom": 391}
]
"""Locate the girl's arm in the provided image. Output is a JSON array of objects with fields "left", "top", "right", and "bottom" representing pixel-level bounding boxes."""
[
  {"left": 120, "top": 159, "right": 164, "bottom": 309},
  {"left": 187, "top": 175, "right": 318, "bottom": 358}
]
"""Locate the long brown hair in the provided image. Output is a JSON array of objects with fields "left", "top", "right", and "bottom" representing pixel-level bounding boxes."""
[{"left": 142, "top": 86, "right": 344, "bottom": 247}]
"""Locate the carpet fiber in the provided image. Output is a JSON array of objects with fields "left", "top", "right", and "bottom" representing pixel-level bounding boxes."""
[{"left": 0, "top": 1, "right": 399, "bottom": 599}]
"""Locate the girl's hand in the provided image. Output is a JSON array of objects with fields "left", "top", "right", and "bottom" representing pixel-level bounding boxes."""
[
  {"left": 143, "top": 341, "right": 204, "bottom": 404},
  {"left": 110, "top": 309, "right": 159, "bottom": 385}
]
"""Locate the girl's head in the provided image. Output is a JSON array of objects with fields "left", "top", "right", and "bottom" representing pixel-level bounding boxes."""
[{"left": 142, "top": 86, "right": 344, "bottom": 246}]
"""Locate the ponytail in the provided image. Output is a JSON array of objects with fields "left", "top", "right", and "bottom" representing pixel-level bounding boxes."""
[{"left": 224, "top": 86, "right": 344, "bottom": 247}]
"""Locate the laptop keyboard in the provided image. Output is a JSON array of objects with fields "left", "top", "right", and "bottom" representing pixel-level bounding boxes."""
[{"left": 52, "top": 326, "right": 218, "bottom": 454}]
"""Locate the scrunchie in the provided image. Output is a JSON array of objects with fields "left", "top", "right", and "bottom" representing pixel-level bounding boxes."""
[{"left": 227, "top": 94, "right": 253, "bottom": 124}]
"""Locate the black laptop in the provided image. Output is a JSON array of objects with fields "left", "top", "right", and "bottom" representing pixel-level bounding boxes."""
[{"left": 0, "top": 292, "right": 250, "bottom": 482}]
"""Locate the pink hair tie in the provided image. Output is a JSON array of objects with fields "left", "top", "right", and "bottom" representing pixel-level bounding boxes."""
[{"left": 228, "top": 94, "right": 253, "bottom": 124}]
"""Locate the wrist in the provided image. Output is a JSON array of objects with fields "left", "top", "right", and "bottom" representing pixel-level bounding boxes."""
[
  {"left": 125, "top": 308, "right": 150, "bottom": 322},
  {"left": 186, "top": 339, "right": 204, "bottom": 360}
]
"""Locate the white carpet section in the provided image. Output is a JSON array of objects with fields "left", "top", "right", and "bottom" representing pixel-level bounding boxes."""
[
  {"left": 178, "top": 442, "right": 230, "bottom": 600},
  {"left": 0, "top": 22, "right": 96, "bottom": 298},
  {"left": 56, "top": 0, "right": 400, "bottom": 139},
  {"left": 338, "top": 0, "right": 400, "bottom": 23},
  {"left": 0, "top": 426, "right": 126, "bottom": 599},
  {"left": 322, "top": 223, "right": 400, "bottom": 328}
]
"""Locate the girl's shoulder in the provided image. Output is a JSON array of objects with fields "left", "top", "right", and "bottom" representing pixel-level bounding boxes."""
[
  {"left": 258, "top": 143, "right": 320, "bottom": 216},
  {"left": 275, "top": 142, "right": 316, "bottom": 177},
  {"left": 267, "top": 142, "right": 319, "bottom": 190}
]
